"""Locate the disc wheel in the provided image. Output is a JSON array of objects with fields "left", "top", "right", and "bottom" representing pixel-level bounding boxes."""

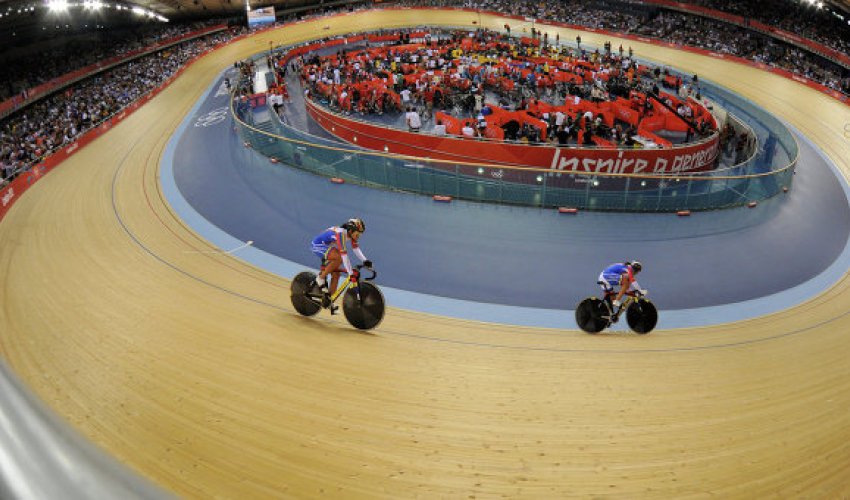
[
  {"left": 626, "top": 298, "right": 658, "bottom": 334},
  {"left": 575, "top": 297, "right": 610, "bottom": 333},
  {"left": 343, "top": 282, "right": 385, "bottom": 330},
  {"left": 291, "top": 271, "right": 321, "bottom": 317}
]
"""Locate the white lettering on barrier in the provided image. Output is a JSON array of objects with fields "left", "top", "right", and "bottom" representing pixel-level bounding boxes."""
[
  {"left": 1, "top": 187, "right": 14, "bottom": 207},
  {"left": 66, "top": 142, "right": 79, "bottom": 154},
  {"left": 656, "top": 142, "right": 719, "bottom": 173},
  {"left": 549, "top": 144, "right": 716, "bottom": 175}
]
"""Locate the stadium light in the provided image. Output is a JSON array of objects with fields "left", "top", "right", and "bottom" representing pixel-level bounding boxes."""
[
  {"left": 131, "top": 5, "right": 145, "bottom": 14},
  {"left": 47, "top": 0, "right": 68, "bottom": 11}
]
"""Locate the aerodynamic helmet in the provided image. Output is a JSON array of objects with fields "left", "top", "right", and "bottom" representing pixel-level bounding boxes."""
[{"left": 342, "top": 218, "right": 365, "bottom": 234}]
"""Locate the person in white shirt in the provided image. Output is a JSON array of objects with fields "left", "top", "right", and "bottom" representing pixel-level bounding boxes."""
[
  {"left": 461, "top": 124, "right": 476, "bottom": 137},
  {"left": 405, "top": 107, "right": 421, "bottom": 132},
  {"left": 555, "top": 110, "right": 566, "bottom": 127}
]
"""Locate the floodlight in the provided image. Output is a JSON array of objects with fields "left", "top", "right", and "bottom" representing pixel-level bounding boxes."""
[{"left": 47, "top": 0, "right": 69, "bottom": 11}]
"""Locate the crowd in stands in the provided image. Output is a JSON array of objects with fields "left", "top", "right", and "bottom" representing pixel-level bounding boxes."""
[
  {"left": 0, "top": 28, "right": 243, "bottom": 182},
  {"left": 297, "top": 28, "right": 716, "bottom": 150},
  {"left": 0, "top": 20, "right": 225, "bottom": 102},
  {"left": 671, "top": 0, "right": 850, "bottom": 56},
  {"left": 416, "top": 0, "right": 850, "bottom": 93}
]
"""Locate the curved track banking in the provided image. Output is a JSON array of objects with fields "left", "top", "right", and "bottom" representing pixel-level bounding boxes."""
[
  {"left": 169, "top": 68, "right": 850, "bottom": 327},
  {"left": 2, "top": 9, "right": 850, "bottom": 498}
]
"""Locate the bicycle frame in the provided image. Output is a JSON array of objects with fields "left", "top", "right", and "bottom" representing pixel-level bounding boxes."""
[
  {"left": 329, "top": 274, "right": 354, "bottom": 304},
  {"left": 318, "top": 265, "right": 377, "bottom": 306},
  {"left": 607, "top": 290, "right": 641, "bottom": 321}
]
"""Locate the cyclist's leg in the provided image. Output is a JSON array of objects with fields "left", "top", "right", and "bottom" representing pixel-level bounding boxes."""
[
  {"left": 312, "top": 244, "right": 331, "bottom": 289},
  {"left": 598, "top": 273, "right": 615, "bottom": 307},
  {"left": 324, "top": 248, "right": 343, "bottom": 296}
]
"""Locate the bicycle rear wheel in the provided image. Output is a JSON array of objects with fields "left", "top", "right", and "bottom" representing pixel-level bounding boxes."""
[
  {"left": 291, "top": 271, "right": 321, "bottom": 317},
  {"left": 343, "top": 282, "right": 385, "bottom": 330},
  {"left": 626, "top": 298, "right": 658, "bottom": 334},
  {"left": 575, "top": 297, "right": 610, "bottom": 333}
]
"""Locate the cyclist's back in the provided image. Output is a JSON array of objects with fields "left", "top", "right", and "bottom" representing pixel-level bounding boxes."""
[{"left": 601, "top": 263, "right": 630, "bottom": 283}]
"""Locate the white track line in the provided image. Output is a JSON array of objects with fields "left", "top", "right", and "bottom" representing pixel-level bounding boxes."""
[{"left": 184, "top": 240, "right": 254, "bottom": 254}]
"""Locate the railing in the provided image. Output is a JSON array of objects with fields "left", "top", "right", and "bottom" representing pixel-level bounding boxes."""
[
  {"left": 233, "top": 99, "right": 795, "bottom": 212},
  {"left": 0, "top": 362, "right": 171, "bottom": 499}
]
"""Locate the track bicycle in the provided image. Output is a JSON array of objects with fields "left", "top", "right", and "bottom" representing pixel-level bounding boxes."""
[
  {"left": 575, "top": 290, "right": 658, "bottom": 334},
  {"left": 290, "top": 265, "right": 385, "bottom": 330}
]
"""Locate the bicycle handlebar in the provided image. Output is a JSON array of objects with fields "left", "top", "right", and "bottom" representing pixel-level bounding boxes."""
[{"left": 355, "top": 264, "right": 377, "bottom": 281}]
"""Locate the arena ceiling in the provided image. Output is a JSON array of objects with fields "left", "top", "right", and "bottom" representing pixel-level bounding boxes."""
[
  {"left": 0, "top": 0, "right": 358, "bottom": 43},
  {"left": 0, "top": 0, "right": 351, "bottom": 23}
]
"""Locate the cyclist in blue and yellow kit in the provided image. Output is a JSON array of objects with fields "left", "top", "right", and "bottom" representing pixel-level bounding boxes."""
[
  {"left": 311, "top": 218, "right": 372, "bottom": 310},
  {"left": 598, "top": 261, "right": 647, "bottom": 310}
]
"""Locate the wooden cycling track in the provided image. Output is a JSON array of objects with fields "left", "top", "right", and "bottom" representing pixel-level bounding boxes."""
[{"left": 2, "top": 9, "right": 850, "bottom": 498}]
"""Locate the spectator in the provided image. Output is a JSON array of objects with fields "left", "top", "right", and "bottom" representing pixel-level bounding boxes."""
[{"left": 405, "top": 106, "right": 422, "bottom": 132}]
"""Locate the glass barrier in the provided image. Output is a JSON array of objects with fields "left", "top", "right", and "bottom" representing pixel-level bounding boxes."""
[{"left": 233, "top": 51, "right": 798, "bottom": 212}]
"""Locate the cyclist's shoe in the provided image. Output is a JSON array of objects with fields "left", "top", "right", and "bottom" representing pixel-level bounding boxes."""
[{"left": 311, "top": 278, "right": 329, "bottom": 293}]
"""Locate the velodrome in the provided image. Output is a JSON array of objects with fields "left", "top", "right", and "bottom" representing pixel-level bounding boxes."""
[{"left": 1, "top": 8, "right": 850, "bottom": 498}]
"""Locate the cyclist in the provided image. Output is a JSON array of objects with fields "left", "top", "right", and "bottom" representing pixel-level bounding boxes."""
[
  {"left": 598, "top": 261, "right": 647, "bottom": 311},
  {"left": 311, "top": 218, "right": 372, "bottom": 311}
]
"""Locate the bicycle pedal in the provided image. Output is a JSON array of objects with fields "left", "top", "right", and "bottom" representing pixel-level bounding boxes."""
[
  {"left": 321, "top": 294, "right": 331, "bottom": 309},
  {"left": 329, "top": 304, "right": 339, "bottom": 315}
]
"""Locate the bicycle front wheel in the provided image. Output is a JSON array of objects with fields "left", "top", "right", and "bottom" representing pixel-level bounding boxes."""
[
  {"left": 626, "top": 298, "right": 658, "bottom": 334},
  {"left": 343, "top": 282, "right": 385, "bottom": 330}
]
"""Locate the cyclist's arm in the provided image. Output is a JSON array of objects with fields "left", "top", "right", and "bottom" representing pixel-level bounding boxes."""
[
  {"left": 615, "top": 273, "right": 632, "bottom": 303},
  {"left": 352, "top": 244, "right": 367, "bottom": 263},
  {"left": 629, "top": 280, "right": 642, "bottom": 293}
]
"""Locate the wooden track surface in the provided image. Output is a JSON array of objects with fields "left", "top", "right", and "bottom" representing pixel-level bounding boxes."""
[{"left": 2, "top": 9, "right": 850, "bottom": 498}]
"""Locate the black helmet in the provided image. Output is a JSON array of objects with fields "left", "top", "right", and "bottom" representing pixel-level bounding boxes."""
[
  {"left": 342, "top": 218, "right": 365, "bottom": 233},
  {"left": 630, "top": 261, "right": 642, "bottom": 273}
]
